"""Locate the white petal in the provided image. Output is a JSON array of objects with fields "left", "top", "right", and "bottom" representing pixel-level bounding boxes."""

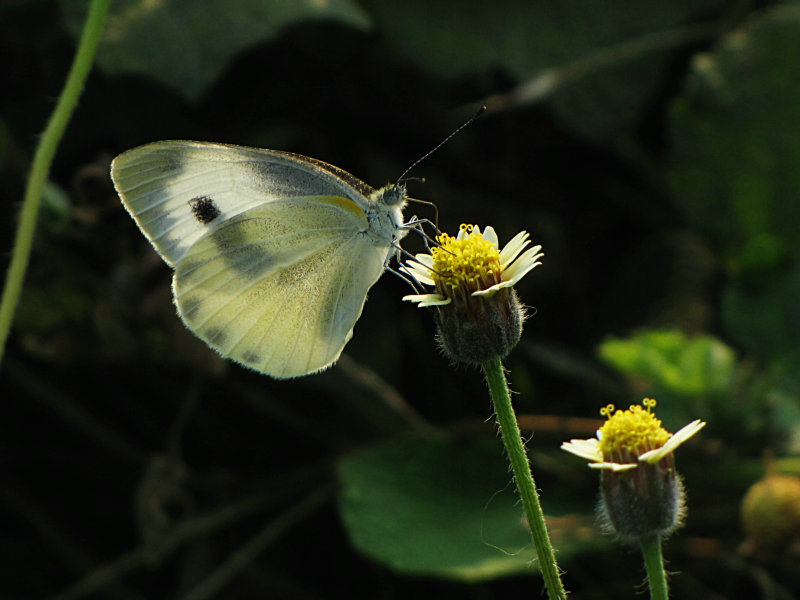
[
  {"left": 639, "top": 420, "right": 706, "bottom": 464},
  {"left": 403, "top": 255, "right": 434, "bottom": 275},
  {"left": 402, "top": 293, "right": 450, "bottom": 307},
  {"left": 499, "top": 231, "right": 530, "bottom": 265},
  {"left": 560, "top": 438, "right": 603, "bottom": 462},
  {"left": 419, "top": 298, "right": 451, "bottom": 307},
  {"left": 414, "top": 253, "right": 434, "bottom": 268},
  {"left": 401, "top": 265, "right": 435, "bottom": 286},
  {"left": 471, "top": 280, "right": 513, "bottom": 297},
  {"left": 404, "top": 272, "right": 435, "bottom": 287},
  {"left": 588, "top": 461, "right": 639, "bottom": 472},
  {"left": 483, "top": 226, "right": 499, "bottom": 247},
  {"left": 501, "top": 247, "right": 544, "bottom": 284},
  {"left": 403, "top": 264, "right": 434, "bottom": 281}
]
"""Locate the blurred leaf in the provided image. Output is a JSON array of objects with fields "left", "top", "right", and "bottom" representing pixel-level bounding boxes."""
[
  {"left": 40, "top": 180, "right": 72, "bottom": 233},
  {"left": 59, "top": 0, "right": 371, "bottom": 100},
  {"left": 761, "top": 350, "right": 800, "bottom": 454},
  {"left": 596, "top": 330, "right": 782, "bottom": 446},
  {"left": 338, "top": 436, "right": 598, "bottom": 582},
  {"left": 0, "top": 117, "right": 10, "bottom": 168},
  {"left": 669, "top": 5, "right": 800, "bottom": 260},
  {"left": 364, "top": 0, "right": 720, "bottom": 138},
  {"left": 722, "top": 257, "right": 800, "bottom": 362},
  {"left": 598, "top": 329, "right": 736, "bottom": 398}
]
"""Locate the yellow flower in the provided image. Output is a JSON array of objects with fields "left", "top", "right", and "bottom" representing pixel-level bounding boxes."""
[
  {"left": 401, "top": 224, "right": 544, "bottom": 365},
  {"left": 561, "top": 399, "right": 706, "bottom": 471},
  {"left": 402, "top": 224, "right": 543, "bottom": 307},
  {"left": 561, "top": 399, "right": 706, "bottom": 542}
]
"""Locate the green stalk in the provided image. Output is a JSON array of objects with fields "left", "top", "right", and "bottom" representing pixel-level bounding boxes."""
[
  {"left": 482, "top": 356, "right": 567, "bottom": 600},
  {"left": 0, "top": 0, "right": 111, "bottom": 365},
  {"left": 640, "top": 534, "right": 669, "bottom": 600}
]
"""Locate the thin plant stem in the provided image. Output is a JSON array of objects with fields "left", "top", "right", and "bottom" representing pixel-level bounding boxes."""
[
  {"left": 482, "top": 356, "right": 567, "bottom": 600},
  {"left": 640, "top": 534, "right": 669, "bottom": 600},
  {"left": 0, "top": 0, "right": 111, "bottom": 365}
]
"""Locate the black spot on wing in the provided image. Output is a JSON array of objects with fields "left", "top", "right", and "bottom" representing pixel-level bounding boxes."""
[
  {"left": 204, "top": 327, "right": 227, "bottom": 346},
  {"left": 180, "top": 296, "right": 202, "bottom": 320},
  {"left": 189, "top": 196, "right": 221, "bottom": 225},
  {"left": 241, "top": 351, "right": 261, "bottom": 365}
]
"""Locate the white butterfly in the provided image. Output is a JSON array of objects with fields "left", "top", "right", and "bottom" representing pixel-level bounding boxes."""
[{"left": 111, "top": 141, "right": 407, "bottom": 378}]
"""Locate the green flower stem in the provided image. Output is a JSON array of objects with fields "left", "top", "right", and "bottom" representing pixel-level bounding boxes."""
[
  {"left": 640, "top": 534, "right": 669, "bottom": 600},
  {"left": 0, "top": 0, "right": 110, "bottom": 365},
  {"left": 482, "top": 356, "right": 567, "bottom": 600}
]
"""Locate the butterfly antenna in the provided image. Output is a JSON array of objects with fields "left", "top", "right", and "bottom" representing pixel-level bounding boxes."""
[{"left": 396, "top": 105, "right": 486, "bottom": 184}]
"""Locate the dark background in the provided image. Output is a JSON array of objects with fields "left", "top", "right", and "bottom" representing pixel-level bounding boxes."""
[{"left": 2, "top": 1, "right": 799, "bottom": 598}]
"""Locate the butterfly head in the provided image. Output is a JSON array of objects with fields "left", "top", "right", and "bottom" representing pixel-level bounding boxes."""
[{"left": 374, "top": 183, "right": 408, "bottom": 207}]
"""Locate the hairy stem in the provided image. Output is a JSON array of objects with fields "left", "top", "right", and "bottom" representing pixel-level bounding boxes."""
[
  {"left": 0, "top": 0, "right": 110, "bottom": 364},
  {"left": 641, "top": 534, "right": 669, "bottom": 600},
  {"left": 482, "top": 356, "right": 567, "bottom": 600}
]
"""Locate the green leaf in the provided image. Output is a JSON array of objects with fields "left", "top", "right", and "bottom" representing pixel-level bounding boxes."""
[
  {"left": 722, "top": 258, "right": 800, "bottom": 361},
  {"left": 0, "top": 118, "right": 10, "bottom": 169},
  {"left": 761, "top": 350, "right": 800, "bottom": 454},
  {"left": 40, "top": 181, "right": 72, "bottom": 234},
  {"left": 364, "top": 0, "right": 720, "bottom": 138},
  {"left": 60, "top": 0, "right": 371, "bottom": 100},
  {"left": 337, "top": 436, "right": 598, "bottom": 582},
  {"left": 669, "top": 5, "right": 800, "bottom": 259},
  {"left": 599, "top": 329, "right": 737, "bottom": 398},
  {"left": 598, "top": 330, "right": 754, "bottom": 437}
]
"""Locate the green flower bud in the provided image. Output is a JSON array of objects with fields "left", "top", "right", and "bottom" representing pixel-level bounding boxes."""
[{"left": 742, "top": 474, "right": 800, "bottom": 551}]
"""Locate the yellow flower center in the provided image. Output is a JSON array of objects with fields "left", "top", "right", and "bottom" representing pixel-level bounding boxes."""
[
  {"left": 431, "top": 224, "right": 502, "bottom": 298},
  {"left": 598, "top": 399, "right": 671, "bottom": 461}
]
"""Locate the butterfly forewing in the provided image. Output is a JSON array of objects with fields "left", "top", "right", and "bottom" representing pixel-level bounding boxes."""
[
  {"left": 111, "top": 141, "right": 377, "bottom": 266},
  {"left": 173, "top": 197, "right": 387, "bottom": 378}
]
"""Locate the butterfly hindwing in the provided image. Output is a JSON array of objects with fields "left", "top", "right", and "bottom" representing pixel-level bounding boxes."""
[{"left": 173, "top": 196, "right": 387, "bottom": 378}]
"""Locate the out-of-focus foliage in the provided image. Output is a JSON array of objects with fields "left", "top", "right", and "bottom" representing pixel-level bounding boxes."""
[
  {"left": 599, "top": 330, "right": 736, "bottom": 399},
  {"left": 2, "top": 0, "right": 799, "bottom": 598},
  {"left": 670, "top": 5, "right": 800, "bottom": 262},
  {"left": 723, "top": 261, "right": 800, "bottom": 361},
  {"left": 59, "top": 0, "right": 372, "bottom": 100},
  {"left": 670, "top": 6, "right": 800, "bottom": 362},
  {"left": 339, "top": 437, "right": 537, "bottom": 581},
  {"left": 598, "top": 330, "right": 766, "bottom": 445},
  {"left": 338, "top": 436, "right": 601, "bottom": 581},
  {"left": 366, "top": 0, "right": 722, "bottom": 138}
]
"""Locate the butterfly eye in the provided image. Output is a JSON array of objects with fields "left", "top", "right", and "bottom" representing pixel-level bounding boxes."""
[{"left": 376, "top": 184, "right": 407, "bottom": 206}]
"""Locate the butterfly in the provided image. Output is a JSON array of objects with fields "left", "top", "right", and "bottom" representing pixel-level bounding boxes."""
[{"left": 111, "top": 141, "right": 407, "bottom": 378}]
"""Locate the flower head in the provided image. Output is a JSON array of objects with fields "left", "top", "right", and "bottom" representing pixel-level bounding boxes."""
[
  {"left": 402, "top": 224, "right": 544, "bottom": 365},
  {"left": 562, "top": 399, "right": 706, "bottom": 471},
  {"left": 403, "top": 224, "right": 543, "bottom": 307},
  {"left": 561, "top": 399, "right": 706, "bottom": 542}
]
